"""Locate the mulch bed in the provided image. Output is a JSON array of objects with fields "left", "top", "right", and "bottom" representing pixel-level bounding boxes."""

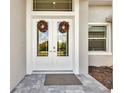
[{"left": 89, "top": 66, "right": 113, "bottom": 89}]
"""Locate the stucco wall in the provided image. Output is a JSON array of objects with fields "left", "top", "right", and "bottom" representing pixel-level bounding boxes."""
[
  {"left": 10, "top": 0, "right": 26, "bottom": 91},
  {"left": 89, "top": 55, "right": 112, "bottom": 66},
  {"left": 88, "top": 5, "right": 113, "bottom": 66},
  {"left": 79, "top": 0, "right": 88, "bottom": 73},
  {"left": 89, "top": 5, "right": 112, "bottom": 22}
]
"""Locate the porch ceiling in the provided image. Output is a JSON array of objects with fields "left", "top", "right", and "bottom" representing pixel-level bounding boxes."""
[{"left": 89, "top": 0, "right": 112, "bottom": 6}]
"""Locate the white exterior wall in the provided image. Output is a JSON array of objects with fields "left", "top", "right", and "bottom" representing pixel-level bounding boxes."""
[
  {"left": 10, "top": 0, "right": 26, "bottom": 91},
  {"left": 89, "top": 55, "right": 112, "bottom": 66},
  {"left": 79, "top": 0, "right": 88, "bottom": 73},
  {"left": 88, "top": 5, "right": 113, "bottom": 66},
  {"left": 89, "top": 5, "right": 112, "bottom": 22}
]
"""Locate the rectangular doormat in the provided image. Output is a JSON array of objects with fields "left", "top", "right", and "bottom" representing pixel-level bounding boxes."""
[{"left": 44, "top": 74, "right": 82, "bottom": 85}]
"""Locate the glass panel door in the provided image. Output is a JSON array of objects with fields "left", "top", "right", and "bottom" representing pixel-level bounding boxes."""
[{"left": 32, "top": 19, "right": 73, "bottom": 70}]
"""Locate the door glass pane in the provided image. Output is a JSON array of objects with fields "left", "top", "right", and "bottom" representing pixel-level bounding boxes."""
[
  {"left": 33, "top": 0, "right": 72, "bottom": 11},
  {"left": 37, "top": 20, "right": 48, "bottom": 56},
  {"left": 89, "top": 39, "right": 106, "bottom": 51},
  {"left": 57, "top": 21, "right": 69, "bottom": 56}
]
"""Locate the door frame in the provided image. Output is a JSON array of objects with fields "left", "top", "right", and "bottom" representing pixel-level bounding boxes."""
[{"left": 26, "top": 0, "right": 79, "bottom": 74}]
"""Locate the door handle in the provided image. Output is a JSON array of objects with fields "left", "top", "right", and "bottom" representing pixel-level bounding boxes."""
[
  {"left": 49, "top": 50, "right": 56, "bottom": 52},
  {"left": 53, "top": 46, "right": 55, "bottom": 49},
  {"left": 53, "top": 51, "right": 56, "bottom": 52}
]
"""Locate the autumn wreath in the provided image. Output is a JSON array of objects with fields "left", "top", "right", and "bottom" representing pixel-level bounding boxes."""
[
  {"left": 37, "top": 20, "right": 48, "bottom": 32},
  {"left": 59, "top": 21, "right": 69, "bottom": 33}
]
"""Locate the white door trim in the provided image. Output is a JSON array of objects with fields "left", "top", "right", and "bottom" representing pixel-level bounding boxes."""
[{"left": 26, "top": 0, "right": 79, "bottom": 74}]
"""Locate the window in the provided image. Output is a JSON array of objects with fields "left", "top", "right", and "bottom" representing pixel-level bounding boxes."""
[
  {"left": 88, "top": 23, "right": 111, "bottom": 55},
  {"left": 33, "top": 0, "right": 72, "bottom": 11}
]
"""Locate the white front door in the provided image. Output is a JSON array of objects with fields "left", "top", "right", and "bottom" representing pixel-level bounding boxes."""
[{"left": 32, "top": 18, "right": 73, "bottom": 72}]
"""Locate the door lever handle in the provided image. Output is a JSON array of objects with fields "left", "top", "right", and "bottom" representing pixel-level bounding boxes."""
[
  {"left": 49, "top": 50, "right": 56, "bottom": 52},
  {"left": 53, "top": 46, "right": 55, "bottom": 49}
]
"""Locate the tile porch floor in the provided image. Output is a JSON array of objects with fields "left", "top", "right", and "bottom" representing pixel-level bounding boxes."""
[{"left": 11, "top": 74, "right": 110, "bottom": 93}]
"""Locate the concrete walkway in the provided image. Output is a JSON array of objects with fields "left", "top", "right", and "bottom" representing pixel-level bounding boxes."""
[{"left": 11, "top": 74, "right": 110, "bottom": 93}]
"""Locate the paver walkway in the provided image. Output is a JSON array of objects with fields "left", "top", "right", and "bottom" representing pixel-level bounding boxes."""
[{"left": 11, "top": 74, "right": 110, "bottom": 93}]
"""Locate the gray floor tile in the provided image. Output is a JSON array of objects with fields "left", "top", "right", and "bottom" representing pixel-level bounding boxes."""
[{"left": 11, "top": 74, "right": 110, "bottom": 93}]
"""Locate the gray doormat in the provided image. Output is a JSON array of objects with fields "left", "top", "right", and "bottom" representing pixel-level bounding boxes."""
[{"left": 44, "top": 74, "right": 82, "bottom": 85}]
